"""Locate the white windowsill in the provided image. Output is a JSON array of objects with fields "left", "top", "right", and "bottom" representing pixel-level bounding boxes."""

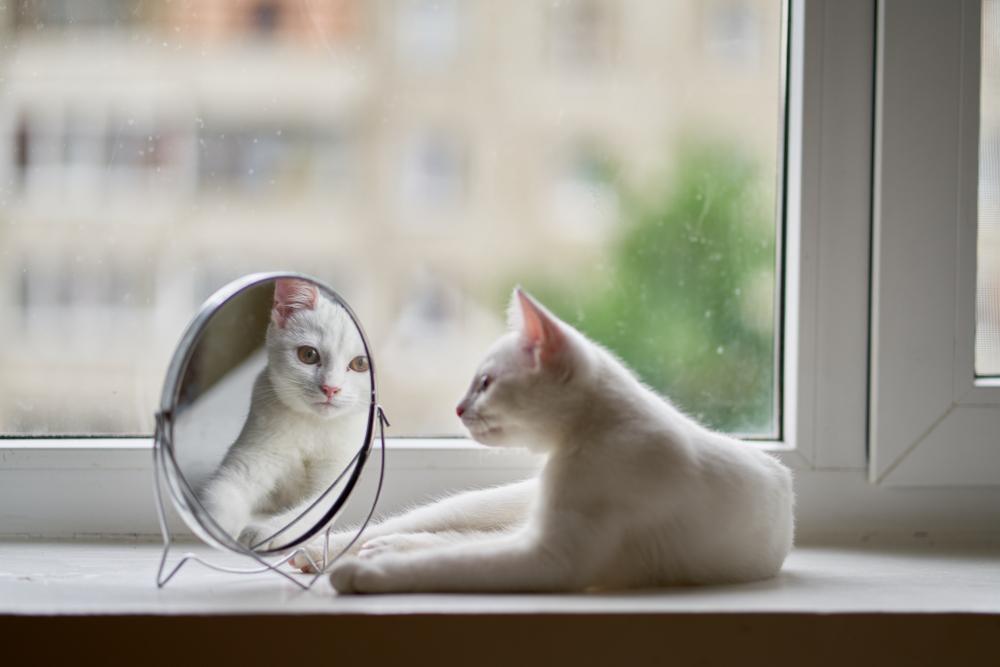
[{"left": 1, "top": 541, "right": 998, "bottom": 616}]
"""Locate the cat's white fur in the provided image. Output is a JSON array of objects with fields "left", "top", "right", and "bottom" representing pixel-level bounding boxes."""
[
  {"left": 199, "top": 279, "right": 370, "bottom": 548},
  {"left": 295, "top": 289, "right": 793, "bottom": 592}
]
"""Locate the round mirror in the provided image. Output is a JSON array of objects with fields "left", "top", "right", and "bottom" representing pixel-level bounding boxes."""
[{"left": 157, "top": 272, "right": 376, "bottom": 557}]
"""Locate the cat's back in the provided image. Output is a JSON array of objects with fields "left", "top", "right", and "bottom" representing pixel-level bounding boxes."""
[
  {"left": 606, "top": 418, "right": 794, "bottom": 586},
  {"left": 694, "top": 427, "right": 792, "bottom": 491},
  {"left": 673, "top": 428, "right": 794, "bottom": 581}
]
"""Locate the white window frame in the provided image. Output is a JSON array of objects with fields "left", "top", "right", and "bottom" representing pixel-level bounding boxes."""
[
  {"left": 4, "top": 0, "right": 1000, "bottom": 541},
  {"left": 870, "top": 0, "right": 1000, "bottom": 486}
]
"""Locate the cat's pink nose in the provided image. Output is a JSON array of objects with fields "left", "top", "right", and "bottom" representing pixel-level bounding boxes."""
[
  {"left": 321, "top": 384, "right": 341, "bottom": 399},
  {"left": 456, "top": 404, "right": 465, "bottom": 418}
]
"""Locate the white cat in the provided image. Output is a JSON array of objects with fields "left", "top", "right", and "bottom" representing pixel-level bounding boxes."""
[
  {"left": 199, "top": 278, "right": 371, "bottom": 548},
  {"left": 295, "top": 288, "right": 793, "bottom": 592}
]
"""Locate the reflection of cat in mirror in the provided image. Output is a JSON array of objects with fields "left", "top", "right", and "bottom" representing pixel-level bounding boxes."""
[
  {"left": 296, "top": 289, "right": 793, "bottom": 593},
  {"left": 199, "top": 278, "right": 371, "bottom": 548}
]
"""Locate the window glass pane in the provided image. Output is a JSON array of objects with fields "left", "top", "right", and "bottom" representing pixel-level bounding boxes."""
[
  {"left": 978, "top": 0, "right": 1000, "bottom": 376},
  {"left": 0, "top": 0, "right": 785, "bottom": 438}
]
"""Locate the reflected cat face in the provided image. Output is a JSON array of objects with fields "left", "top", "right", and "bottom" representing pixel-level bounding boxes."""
[{"left": 265, "top": 279, "right": 370, "bottom": 419}]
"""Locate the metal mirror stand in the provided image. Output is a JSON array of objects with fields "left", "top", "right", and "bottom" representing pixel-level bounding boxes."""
[{"left": 152, "top": 406, "right": 389, "bottom": 590}]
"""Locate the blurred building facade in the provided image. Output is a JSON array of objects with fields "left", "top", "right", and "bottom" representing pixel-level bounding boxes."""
[{"left": 0, "top": 0, "right": 783, "bottom": 435}]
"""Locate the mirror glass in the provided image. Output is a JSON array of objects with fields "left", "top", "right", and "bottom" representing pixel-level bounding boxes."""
[{"left": 163, "top": 274, "right": 374, "bottom": 554}]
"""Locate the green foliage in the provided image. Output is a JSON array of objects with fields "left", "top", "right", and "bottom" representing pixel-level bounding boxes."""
[{"left": 523, "top": 139, "right": 777, "bottom": 434}]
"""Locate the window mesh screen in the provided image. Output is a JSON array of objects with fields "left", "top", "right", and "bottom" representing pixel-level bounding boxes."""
[{"left": 978, "top": 0, "right": 1000, "bottom": 376}]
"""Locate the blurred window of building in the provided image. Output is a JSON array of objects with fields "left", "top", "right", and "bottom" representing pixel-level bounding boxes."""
[
  {"left": 545, "top": 0, "right": 617, "bottom": 69},
  {"left": 18, "top": 255, "right": 155, "bottom": 328},
  {"left": 250, "top": 0, "right": 283, "bottom": 36},
  {"left": 164, "top": 0, "right": 359, "bottom": 48},
  {"left": 703, "top": 0, "right": 761, "bottom": 66},
  {"left": 398, "top": 128, "right": 467, "bottom": 213},
  {"left": 197, "top": 125, "right": 349, "bottom": 196},
  {"left": 14, "top": 114, "right": 32, "bottom": 190},
  {"left": 394, "top": 0, "right": 461, "bottom": 70},
  {"left": 106, "top": 117, "right": 152, "bottom": 172},
  {"left": 12, "top": 0, "right": 136, "bottom": 29},
  {"left": 549, "top": 141, "right": 619, "bottom": 237},
  {"left": 9, "top": 99, "right": 184, "bottom": 206}
]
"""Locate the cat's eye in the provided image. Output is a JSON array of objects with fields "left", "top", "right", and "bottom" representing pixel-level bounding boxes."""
[
  {"left": 297, "top": 346, "right": 320, "bottom": 365},
  {"left": 478, "top": 374, "right": 492, "bottom": 392},
  {"left": 348, "top": 355, "right": 369, "bottom": 372}
]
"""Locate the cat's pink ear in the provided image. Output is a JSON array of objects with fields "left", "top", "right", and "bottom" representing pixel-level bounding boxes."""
[
  {"left": 511, "top": 288, "right": 566, "bottom": 369},
  {"left": 272, "top": 278, "right": 318, "bottom": 328}
]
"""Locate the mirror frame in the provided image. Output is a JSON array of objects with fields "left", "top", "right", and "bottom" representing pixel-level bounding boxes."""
[{"left": 154, "top": 271, "right": 378, "bottom": 556}]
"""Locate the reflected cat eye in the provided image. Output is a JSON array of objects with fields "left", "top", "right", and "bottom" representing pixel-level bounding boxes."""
[
  {"left": 349, "top": 355, "right": 369, "bottom": 372},
  {"left": 478, "top": 374, "right": 492, "bottom": 391},
  {"left": 297, "top": 346, "right": 320, "bottom": 365}
]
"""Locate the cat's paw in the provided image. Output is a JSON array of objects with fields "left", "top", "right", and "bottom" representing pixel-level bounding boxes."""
[
  {"left": 236, "top": 522, "right": 284, "bottom": 551},
  {"left": 290, "top": 545, "right": 323, "bottom": 573},
  {"left": 358, "top": 532, "right": 446, "bottom": 559},
  {"left": 329, "top": 557, "right": 389, "bottom": 594},
  {"left": 237, "top": 525, "right": 265, "bottom": 550},
  {"left": 290, "top": 533, "right": 362, "bottom": 573}
]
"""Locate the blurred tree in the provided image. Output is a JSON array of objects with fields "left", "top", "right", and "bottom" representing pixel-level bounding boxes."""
[{"left": 522, "top": 138, "right": 777, "bottom": 434}]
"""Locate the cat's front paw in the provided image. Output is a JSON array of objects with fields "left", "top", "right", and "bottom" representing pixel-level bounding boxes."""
[
  {"left": 237, "top": 525, "right": 265, "bottom": 549},
  {"left": 236, "top": 522, "right": 284, "bottom": 551},
  {"left": 291, "top": 533, "right": 362, "bottom": 573},
  {"left": 329, "top": 557, "right": 389, "bottom": 594},
  {"left": 291, "top": 541, "right": 344, "bottom": 573},
  {"left": 359, "top": 532, "right": 444, "bottom": 559},
  {"left": 290, "top": 545, "right": 323, "bottom": 573}
]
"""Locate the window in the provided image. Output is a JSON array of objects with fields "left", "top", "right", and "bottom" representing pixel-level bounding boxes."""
[
  {"left": 0, "top": 0, "right": 786, "bottom": 439},
  {"left": 8, "top": 1, "right": 1000, "bottom": 540},
  {"left": 870, "top": 0, "right": 1000, "bottom": 485}
]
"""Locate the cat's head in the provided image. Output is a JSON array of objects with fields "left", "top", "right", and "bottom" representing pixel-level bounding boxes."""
[
  {"left": 265, "top": 278, "right": 371, "bottom": 420},
  {"left": 456, "top": 288, "right": 589, "bottom": 449}
]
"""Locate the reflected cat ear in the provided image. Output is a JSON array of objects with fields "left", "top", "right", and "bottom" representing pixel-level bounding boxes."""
[
  {"left": 272, "top": 278, "right": 318, "bottom": 328},
  {"left": 511, "top": 288, "right": 566, "bottom": 369}
]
